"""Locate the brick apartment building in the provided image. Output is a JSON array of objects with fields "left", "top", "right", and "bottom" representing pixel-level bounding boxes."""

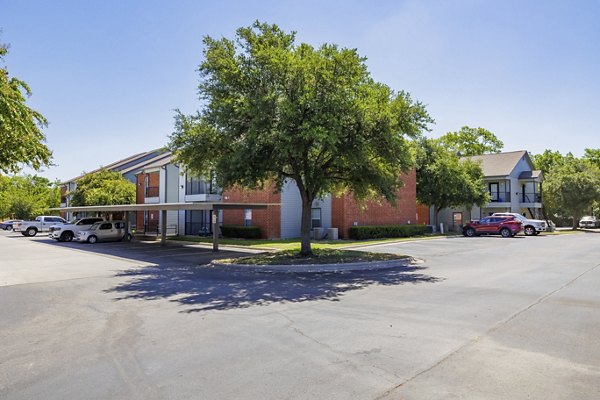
[{"left": 222, "top": 170, "right": 418, "bottom": 239}]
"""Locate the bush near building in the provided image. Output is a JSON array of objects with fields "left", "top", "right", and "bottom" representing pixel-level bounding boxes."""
[
  {"left": 348, "top": 224, "right": 428, "bottom": 240},
  {"left": 220, "top": 225, "right": 262, "bottom": 239}
]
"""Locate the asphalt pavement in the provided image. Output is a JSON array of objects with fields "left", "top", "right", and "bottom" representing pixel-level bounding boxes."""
[{"left": 0, "top": 231, "right": 599, "bottom": 399}]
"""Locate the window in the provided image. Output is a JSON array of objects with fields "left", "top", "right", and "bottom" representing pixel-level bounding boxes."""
[
  {"left": 186, "top": 172, "right": 218, "bottom": 195},
  {"left": 311, "top": 208, "right": 322, "bottom": 228},
  {"left": 114, "top": 222, "right": 125, "bottom": 229},
  {"left": 99, "top": 223, "right": 112, "bottom": 230},
  {"left": 244, "top": 209, "right": 252, "bottom": 226},
  {"left": 489, "top": 183, "right": 499, "bottom": 201}
]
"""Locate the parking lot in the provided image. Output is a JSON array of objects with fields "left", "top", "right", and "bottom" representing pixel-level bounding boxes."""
[{"left": 1, "top": 230, "right": 599, "bottom": 399}]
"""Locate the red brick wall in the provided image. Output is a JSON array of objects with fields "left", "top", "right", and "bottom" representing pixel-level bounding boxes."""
[
  {"left": 136, "top": 174, "right": 145, "bottom": 229},
  {"left": 416, "top": 203, "right": 430, "bottom": 225},
  {"left": 332, "top": 170, "right": 418, "bottom": 239},
  {"left": 222, "top": 185, "right": 281, "bottom": 239}
]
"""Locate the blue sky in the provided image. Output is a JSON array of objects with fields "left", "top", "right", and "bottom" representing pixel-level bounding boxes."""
[{"left": 3, "top": 0, "right": 599, "bottom": 181}]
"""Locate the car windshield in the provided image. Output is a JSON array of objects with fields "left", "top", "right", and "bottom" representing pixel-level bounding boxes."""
[
  {"left": 582, "top": 216, "right": 594, "bottom": 221},
  {"left": 89, "top": 222, "right": 101, "bottom": 230},
  {"left": 69, "top": 219, "right": 80, "bottom": 224}
]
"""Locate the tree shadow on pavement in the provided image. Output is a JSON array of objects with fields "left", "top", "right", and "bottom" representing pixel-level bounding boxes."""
[{"left": 105, "top": 264, "right": 443, "bottom": 313}]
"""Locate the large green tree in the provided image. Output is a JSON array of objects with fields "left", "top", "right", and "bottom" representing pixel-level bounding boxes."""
[
  {"left": 416, "top": 138, "right": 489, "bottom": 224},
  {"left": 170, "top": 22, "right": 432, "bottom": 255},
  {"left": 583, "top": 148, "right": 600, "bottom": 169},
  {"left": 543, "top": 159, "right": 600, "bottom": 229},
  {"left": 70, "top": 169, "right": 135, "bottom": 206},
  {"left": 0, "top": 44, "right": 52, "bottom": 173},
  {"left": 438, "top": 126, "right": 503, "bottom": 156},
  {"left": 0, "top": 174, "right": 60, "bottom": 219},
  {"left": 531, "top": 149, "right": 575, "bottom": 175}
]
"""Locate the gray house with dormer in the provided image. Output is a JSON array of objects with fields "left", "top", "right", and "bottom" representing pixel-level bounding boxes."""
[{"left": 435, "top": 150, "right": 544, "bottom": 231}]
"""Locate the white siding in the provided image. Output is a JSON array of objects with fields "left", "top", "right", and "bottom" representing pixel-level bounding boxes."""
[{"left": 279, "top": 180, "right": 332, "bottom": 239}]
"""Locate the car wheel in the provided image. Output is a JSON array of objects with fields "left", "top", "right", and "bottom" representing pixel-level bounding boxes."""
[
  {"left": 465, "top": 228, "right": 476, "bottom": 237},
  {"left": 26, "top": 227, "right": 37, "bottom": 237},
  {"left": 534, "top": 231, "right": 540, "bottom": 236},
  {"left": 120, "top": 233, "right": 133, "bottom": 242},
  {"left": 21, "top": 232, "right": 27, "bottom": 236},
  {"left": 500, "top": 228, "right": 512, "bottom": 238},
  {"left": 524, "top": 226, "right": 535, "bottom": 236},
  {"left": 87, "top": 235, "right": 98, "bottom": 244},
  {"left": 60, "top": 231, "right": 74, "bottom": 242}
]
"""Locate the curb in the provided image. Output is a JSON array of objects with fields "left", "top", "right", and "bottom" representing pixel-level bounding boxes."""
[{"left": 209, "top": 257, "right": 420, "bottom": 274}]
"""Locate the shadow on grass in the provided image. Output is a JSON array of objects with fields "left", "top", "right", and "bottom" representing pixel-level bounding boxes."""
[{"left": 106, "top": 264, "right": 443, "bottom": 313}]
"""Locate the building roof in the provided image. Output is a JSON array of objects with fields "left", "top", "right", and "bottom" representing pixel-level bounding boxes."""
[
  {"left": 518, "top": 170, "right": 543, "bottom": 180},
  {"left": 61, "top": 148, "right": 168, "bottom": 184},
  {"left": 133, "top": 153, "right": 173, "bottom": 173},
  {"left": 466, "top": 150, "right": 531, "bottom": 177}
]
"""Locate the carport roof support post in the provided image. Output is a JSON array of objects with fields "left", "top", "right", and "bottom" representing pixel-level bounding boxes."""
[
  {"left": 212, "top": 210, "right": 219, "bottom": 252},
  {"left": 161, "top": 209, "right": 167, "bottom": 247}
]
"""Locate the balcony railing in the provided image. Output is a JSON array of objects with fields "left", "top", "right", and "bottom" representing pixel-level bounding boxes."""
[
  {"left": 145, "top": 186, "right": 159, "bottom": 197},
  {"left": 185, "top": 222, "right": 213, "bottom": 236},
  {"left": 521, "top": 192, "right": 542, "bottom": 203},
  {"left": 489, "top": 192, "right": 511, "bottom": 203}
]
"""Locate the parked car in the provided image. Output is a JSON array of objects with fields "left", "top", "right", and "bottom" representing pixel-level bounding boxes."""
[
  {"left": 49, "top": 217, "right": 104, "bottom": 242},
  {"left": 579, "top": 216, "right": 600, "bottom": 228},
  {"left": 492, "top": 212, "right": 547, "bottom": 236},
  {"left": 0, "top": 219, "right": 22, "bottom": 231},
  {"left": 463, "top": 216, "right": 522, "bottom": 238},
  {"left": 77, "top": 221, "right": 131, "bottom": 243},
  {"left": 13, "top": 216, "right": 68, "bottom": 236}
]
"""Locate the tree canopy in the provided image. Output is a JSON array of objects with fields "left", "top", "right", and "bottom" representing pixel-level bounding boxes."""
[
  {"left": 583, "top": 148, "right": 600, "bottom": 169},
  {"left": 169, "top": 22, "right": 432, "bottom": 255},
  {"left": 415, "top": 138, "right": 489, "bottom": 223},
  {"left": 438, "top": 126, "right": 503, "bottom": 156},
  {"left": 0, "top": 44, "right": 52, "bottom": 173},
  {"left": 70, "top": 169, "right": 135, "bottom": 207},
  {"left": 531, "top": 149, "right": 576, "bottom": 175},
  {"left": 0, "top": 174, "right": 59, "bottom": 219},
  {"left": 543, "top": 159, "right": 600, "bottom": 228}
]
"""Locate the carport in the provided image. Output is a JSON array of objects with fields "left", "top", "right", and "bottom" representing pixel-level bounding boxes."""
[{"left": 52, "top": 202, "right": 273, "bottom": 251}]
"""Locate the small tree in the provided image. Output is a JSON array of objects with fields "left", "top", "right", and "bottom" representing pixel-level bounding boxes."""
[
  {"left": 0, "top": 44, "right": 52, "bottom": 173},
  {"left": 438, "top": 126, "right": 503, "bottom": 156},
  {"left": 170, "top": 22, "right": 432, "bottom": 256},
  {"left": 70, "top": 169, "right": 135, "bottom": 207},
  {"left": 416, "top": 138, "right": 489, "bottom": 225}
]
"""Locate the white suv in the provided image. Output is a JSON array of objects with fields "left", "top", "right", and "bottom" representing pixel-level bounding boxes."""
[
  {"left": 49, "top": 217, "right": 104, "bottom": 242},
  {"left": 492, "top": 213, "right": 547, "bottom": 236}
]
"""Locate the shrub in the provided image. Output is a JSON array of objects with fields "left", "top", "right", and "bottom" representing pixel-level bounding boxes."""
[
  {"left": 348, "top": 224, "right": 428, "bottom": 240},
  {"left": 220, "top": 224, "right": 262, "bottom": 239}
]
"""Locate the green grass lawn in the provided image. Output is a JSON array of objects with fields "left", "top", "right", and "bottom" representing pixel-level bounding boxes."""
[
  {"left": 217, "top": 248, "right": 408, "bottom": 265},
  {"left": 171, "top": 233, "right": 452, "bottom": 250}
]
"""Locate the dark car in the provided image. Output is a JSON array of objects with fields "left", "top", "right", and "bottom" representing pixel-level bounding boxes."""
[
  {"left": 463, "top": 216, "right": 522, "bottom": 238},
  {"left": 0, "top": 220, "right": 22, "bottom": 231}
]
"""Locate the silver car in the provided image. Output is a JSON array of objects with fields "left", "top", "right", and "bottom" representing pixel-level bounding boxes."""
[
  {"left": 77, "top": 221, "right": 131, "bottom": 243},
  {"left": 579, "top": 216, "right": 600, "bottom": 228}
]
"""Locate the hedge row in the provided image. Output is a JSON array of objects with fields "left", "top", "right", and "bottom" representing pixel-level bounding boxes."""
[
  {"left": 348, "top": 224, "right": 428, "bottom": 240},
  {"left": 220, "top": 225, "right": 262, "bottom": 239}
]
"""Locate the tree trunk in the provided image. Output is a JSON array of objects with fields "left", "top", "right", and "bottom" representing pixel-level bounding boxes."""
[{"left": 299, "top": 195, "right": 314, "bottom": 257}]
